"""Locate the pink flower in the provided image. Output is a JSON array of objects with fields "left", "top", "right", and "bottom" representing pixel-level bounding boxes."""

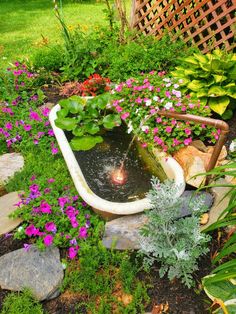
[
  {"left": 51, "top": 147, "right": 58, "bottom": 155},
  {"left": 189, "top": 103, "right": 195, "bottom": 109},
  {"left": 30, "top": 175, "right": 36, "bottom": 181},
  {"left": 45, "top": 222, "right": 57, "bottom": 232},
  {"left": 24, "top": 124, "right": 32, "bottom": 131},
  {"left": 141, "top": 142, "right": 147, "bottom": 148},
  {"left": 171, "top": 119, "right": 177, "bottom": 126},
  {"left": 181, "top": 106, "right": 186, "bottom": 112},
  {"left": 44, "top": 234, "right": 54, "bottom": 246},
  {"left": 68, "top": 246, "right": 79, "bottom": 259},
  {"left": 23, "top": 243, "right": 32, "bottom": 252},
  {"left": 156, "top": 117, "right": 162, "bottom": 123},
  {"left": 201, "top": 124, "right": 206, "bottom": 129},
  {"left": 121, "top": 112, "right": 130, "bottom": 120},
  {"left": 58, "top": 197, "right": 68, "bottom": 207},
  {"left": 70, "top": 217, "right": 78, "bottom": 228},
  {"left": 42, "top": 108, "right": 50, "bottom": 117},
  {"left": 48, "top": 129, "right": 54, "bottom": 136},
  {"left": 184, "top": 138, "right": 192, "bottom": 146},
  {"left": 165, "top": 126, "right": 172, "bottom": 133},
  {"left": 165, "top": 91, "right": 171, "bottom": 98},
  {"left": 153, "top": 127, "right": 159, "bottom": 135},
  {"left": 184, "top": 128, "right": 191, "bottom": 136},
  {"left": 5, "top": 122, "right": 12, "bottom": 130},
  {"left": 115, "top": 105, "right": 123, "bottom": 113},
  {"left": 40, "top": 201, "right": 52, "bottom": 214},
  {"left": 173, "top": 138, "right": 180, "bottom": 146},
  {"left": 154, "top": 136, "right": 163, "bottom": 145},
  {"left": 150, "top": 109, "right": 156, "bottom": 115},
  {"left": 29, "top": 111, "right": 42, "bottom": 122},
  {"left": 29, "top": 184, "right": 39, "bottom": 193},
  {"left": 135, "top": 97, "right": 142, "bottom": 104},
  {"left": 25, "top": 225, "right": 39, "bottom": 236},
  {"left": 79, "top": 226, "right": 87, "bottom": 238},
  {"left": 48, "top": 178, "right": 55, "bottom": 183}
]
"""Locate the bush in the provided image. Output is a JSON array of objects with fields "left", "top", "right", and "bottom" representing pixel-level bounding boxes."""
[{"left": 32, "top": 45, "right": 65, "bottom": 72}]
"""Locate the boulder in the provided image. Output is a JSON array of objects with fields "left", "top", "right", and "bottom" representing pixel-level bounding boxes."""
[
  {"left": 0, "top": 191, "right": 23, "bottom": 235},
  {"left": 0, "top": 153, "right": 24, "bottom": 186},
  {"left": 0, "top": 246, "right": 64, "bottom": 301},
  {"left": 190, "top": 140, "right": 208, "bottom": 153}
]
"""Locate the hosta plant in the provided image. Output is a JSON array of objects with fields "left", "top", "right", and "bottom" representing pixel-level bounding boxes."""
[
  {"left": 55, "top": 93, "right": 121, "bottom": 150},
  {"left": 139, "top": 178, "right": 211, "bottom": 288},
  {"left": 171, "top": 49, "right": 236, "bottom": 119}
]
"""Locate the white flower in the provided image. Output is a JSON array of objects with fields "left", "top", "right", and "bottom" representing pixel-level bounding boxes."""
[
  {"left": 166, "top": 83, "right": 171, "bottom": 87},
  {"left": 172, "top": 89, "right": 181, "bottom": 98},
  {"left": 163, "top": 77, "right": 171, "bottom": 83},
  {"left": 17, "top": 226, "right": 24, "bottom": 232},
  {"left": 153, "top": 96, "right": 159, "bottom": 101},
  {"left": 164, "top": 102, "right": 173, "bottom": 110},
  {"left": 179, "top": 79, "right": 183, "bottom": 83},
  {"left": 145, "top": 99, "right": 152, "bottom": 106},
  {"left": 229, "top": 140, "right": 236, "bottom": 152},
  {"left": 127, "top": 121, "right": 133, "bottom": 134},
  {"left": 141, "top": 125, "right": 149, "bottom": 132},
  {"left": 61, "top": 262, "right": 67, "bottom": 270},
  {"left": 135, "top": 108, "right": 140, "bottom": 114},
  {"left": 174, "top": 84, "right": 179, "bottom": 88}
]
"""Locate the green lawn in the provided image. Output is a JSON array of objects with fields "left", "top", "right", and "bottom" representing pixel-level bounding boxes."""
[{"left": 0, "top": 0, "right": 117, "bottom": 69}]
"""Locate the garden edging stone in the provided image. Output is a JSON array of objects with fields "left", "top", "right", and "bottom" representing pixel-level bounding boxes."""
[
  {"left": 0, "top": 246, "right": 64, "bottom": 301},
  {"left": 0, "top": 153, "right": 24, "bottom": 186}
]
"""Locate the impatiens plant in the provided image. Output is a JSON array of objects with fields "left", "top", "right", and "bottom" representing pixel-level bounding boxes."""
[
  {"left": 11, "top": 176, "right": 101, "bottom": 259},
  {"left": 59, "top": 73, "right": 111, "bottom": 97},
  {"left": 55, "top": 93, "right": 121, "bottom": 150},
  {"left": 111, "top": 71, "right": 219, "bottom": 153},
  {"left": 171, "top": 49, "right": 236, "bottom": 119}
]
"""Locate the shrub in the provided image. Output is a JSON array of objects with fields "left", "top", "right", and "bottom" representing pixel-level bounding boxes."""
[
  {"left": 32, "top": 45, "right": 64, "bottom": 72},
  {"left": 1, "top": 289, "right": 44, "bottom": 314},
  {"left": 139, "top": 178, "right": 211, "bottom": 288},
  {"left": 171, "top": 49, "right": 236, "bottom": 119}
]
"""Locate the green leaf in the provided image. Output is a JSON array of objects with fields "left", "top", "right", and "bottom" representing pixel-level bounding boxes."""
[
  {"left": 222, "top": 109, "right": 233, "bottom": 120},
  {"left": 213, "top": 74, "right": 227, "bottom": 83},
  {"left": 67, "top": 98, "right": 84, "bottom": 114},
  {"left": 208, "top": 96, "right": 230, "bottom": 115},
  {"left": 58, "top": 98, "right": 70, "bottom": 108},
  {"left": 227, "top": 87, "right": 236, "bottom": 99},
  {"left": 84, "top": 122, "right": 100, "bottom": 135},
  {"left": 103, "top": 114, "right": 121, "bottom": 129},
  {"left": 212, "top": 260, "right": 236, "bottom": 274},
  {"left": 213, "top": 243, "right": 236, "bottom": 264},
  {"left": 208, "top": 86, "right": 227, "bottom": 97},
  {"left": 55, "top": 118, "right": 77, "bottom": 131},
  {"left": 193, "top": 53, "right": 209, "bottom": 64},
  {"left": 196, "top": 89, "right": 208, "bottom": 98},
  {"left": 229, "top": 65, "right": 236, "bottom": 80},
  {"left": 70, "top": 135, "right": 103, "bottom": 151},
  {"left": 183, "top": 56, "right": 199, "bottom": 65},
  {"left": 187, "top": 80, "right": 205, "bottom": 91},
  {"left": 203, "top": 276, "right": 236, "bottom": 302},
  {"left": 72, "top": 127, "right": 84, "bottom": 137},
  {"left": 56, "top": 108, "right": 69, "bottom": 118}
]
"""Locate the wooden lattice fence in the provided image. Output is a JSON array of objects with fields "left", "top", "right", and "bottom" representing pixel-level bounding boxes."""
[{"left": 131, "top": 0, "right": 236, "bottom": 52}]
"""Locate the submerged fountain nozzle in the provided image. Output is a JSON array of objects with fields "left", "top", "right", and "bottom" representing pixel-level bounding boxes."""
[{"left": 110, "top": 168, "right": 128, "bottom": 185}]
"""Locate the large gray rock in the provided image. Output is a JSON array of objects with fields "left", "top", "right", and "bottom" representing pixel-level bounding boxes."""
[
  {"left": 0, "top": 153, "right": 24, "bottom": 185},
  {"left": 0, "top": 191, "right": 23, "bottom": 235},
  {"left": 103, "top": 191, "right": 213, "bottom": 250},
  {"left": 0, "top": 246, "right": 64, "bottom": 301}
]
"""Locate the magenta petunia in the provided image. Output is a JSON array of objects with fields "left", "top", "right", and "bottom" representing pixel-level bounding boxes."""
[
  {"left": 29, "top": 184, "right": 39, "bottom": 193},
  {"left": 184, "top": 138, "right": 192, "bottom": 146},
  {"left": 165, "top": 126, "right": 172, "bottom": 133},
  {"left": 29, "top": 111, "right": 42, "bottom": 122},
  {"left": 45, "top": 222, "right": 57, "bottom": 232},
  {"left": 24, "top": 124, "right": 32, "bottom": 131},
  {"left": 48, "top": 178, "right": 55, "bottom": 183},
  {"left": 79, "top": 226, "right": 87, "bottom": 238},
  {"left": 5, "top": 122, "right": 13, "bottom": 130},
  {"left": 68, "top": 246, "right": 78, "bottom": 259},
  {"left": 25, "top": 224, "right": 39, "bottom": 237},
  {"left": 40, "top": 201, "right": 52, "bottom": 214},
  {"left": 44, "top": 234, "right": 54, "bottom": 246},
  {"left": 121, "top": 112, "right": 130, "bottom": 120}
]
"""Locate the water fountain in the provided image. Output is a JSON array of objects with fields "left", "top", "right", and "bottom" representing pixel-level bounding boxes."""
[{"left": 49, "top": 104, "right": 185, "bottom": 217}]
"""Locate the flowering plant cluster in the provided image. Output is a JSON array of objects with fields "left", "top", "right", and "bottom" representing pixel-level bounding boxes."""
[
  {"left": 11, "top": 176, "right": 96, "bottom": 259},
  {"left": 59, "top": 73, "right": 111, "bottom": 97},
  {"left": 111, "top": 71, "right": 219, "bottom": 153}
]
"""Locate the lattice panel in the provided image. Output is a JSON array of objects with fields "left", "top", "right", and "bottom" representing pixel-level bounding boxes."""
[{"left": 131, "top": 0, "right": 236, "bottom": 52}]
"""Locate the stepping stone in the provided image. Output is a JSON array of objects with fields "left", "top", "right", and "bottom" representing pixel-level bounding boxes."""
[
  {"left": 102, "top": 191, "right": 213, "bottom": 250},
  {"left": 0, "top": 153, "right": 24, "bottom": 186},
  {"left": 0, "top": 191, "right": 23, "bottom": 235},
  {"left": 0, "top": 246, "right": 64, "bottom": 301}
]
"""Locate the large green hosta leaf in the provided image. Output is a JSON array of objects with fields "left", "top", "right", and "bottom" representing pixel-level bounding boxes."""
[
  {"left": 187, "top": 80, "right": 205, "bottom": 91},
  {"left": 55, "top": 117, "right": 77, "bottom": 131},
  {"left": 208, "top": 86, "right": 227, "bottom": 97},
  {"left": 70, "top": 135, "right": 103, "bottom": 151},
  {"left": 208, "top": 96, "right": 230, "bottom": 115}
]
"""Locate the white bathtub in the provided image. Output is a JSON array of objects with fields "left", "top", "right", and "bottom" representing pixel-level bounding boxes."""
[{"left": 49, "top": 104, "right": 185, "bottom": 215}]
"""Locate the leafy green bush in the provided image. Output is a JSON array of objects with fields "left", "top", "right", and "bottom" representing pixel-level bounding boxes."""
[
  {"left": 1, "top": 289, "right": 44, "bottom": 314},
  {"left": 171, "top": 49, "right": 236, "bottom": 119},
  {"left": 139, "top": 178, "right": 211, "bottom": 288},
  {"left": 32, "top": 45, "right": 64, "bottom": 71}
]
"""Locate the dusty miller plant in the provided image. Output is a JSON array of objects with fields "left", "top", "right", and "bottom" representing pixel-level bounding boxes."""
[{"left": 139, "top": 178, "right": 211, "bottom": 288}]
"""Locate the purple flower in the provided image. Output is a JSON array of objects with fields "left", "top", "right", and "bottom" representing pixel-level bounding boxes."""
[
  {"left": 5, "top": 122, "right": 12, "bottom": 130},
  {"left": 40, "top": 201, "right": 52, "bottom": 214},
  {"left": 69, "top": 238, "right": 77, "bottom": 246},
  {"left": 51, "top": 147, "right": 58, "bottom": 155},
  {"left": 29, "top": 184, "right": 39, "bottom": 193},
  {"left": 79, "top": 227, "right": 87, "bottom": 238},
  {"left": 45, "top": 222, "right": 57, "bottom": 232},
  {"left": 68, "top": 246, "right": 79, "bottom": 259},
  {"left": 48, "top": 129, "right": 54, "bottom": 137},
  {"left": 48, "top": 178, "right": 55, "bottom": 183},
  {"left": 58, "top": 197, "right": 68, "bottom": 208},
  {"left": 44, "top": 234, "right": 54, "bottom": 246},
  {"left": 42, "top": 108, "right": 50, "bottom": 117},
  {"left": 24, "top": 124, "right": 32, "bottom": 131},
  {"left": 25, "top": 224, "right": 39, "bottom": 236},
  {"left": 44, "top": 188, "right": 51, "bottom": 194},
  {"left": 70, "top": 217, "right": 78, "bottom": 228},
  {"left": 23, "top": 243, "right": 32, "bottom": 252},
  {"left": 29, "top": 111, "right": 42, "bottom": 122},
  {"left": 30, "top": 175, "right": 36, "bottom": 181}
]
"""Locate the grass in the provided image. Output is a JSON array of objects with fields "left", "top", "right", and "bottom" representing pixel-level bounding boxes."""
[{"left": 0, "top": 0, "right": 112, "bottom": 69}]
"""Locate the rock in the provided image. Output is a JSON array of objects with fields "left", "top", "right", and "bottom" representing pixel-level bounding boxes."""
[
  {"left": 0, "top": 192, "right": 23, "bottom": 235},
  {"left": 0, "top": 153, "right": 24, "bottom": 186},
  {"left": 200, "top": 213, "right": 209, "bottom": 225},
  {"left": 103, "top": 191, "right": 213, "bottom": 250},
  {"left": 190, "top": 140, "right": 208, "bottom": 152},
  {"left": 173, "top": 145, "right": 228, "bottom": 188},
  {"left": 0, "top": 246, "right": 64, "bottom": 301}
]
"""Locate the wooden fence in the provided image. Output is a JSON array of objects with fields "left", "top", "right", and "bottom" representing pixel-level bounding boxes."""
[{"left": 131, "top": 0, "right": 236, "bottom": 53}]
